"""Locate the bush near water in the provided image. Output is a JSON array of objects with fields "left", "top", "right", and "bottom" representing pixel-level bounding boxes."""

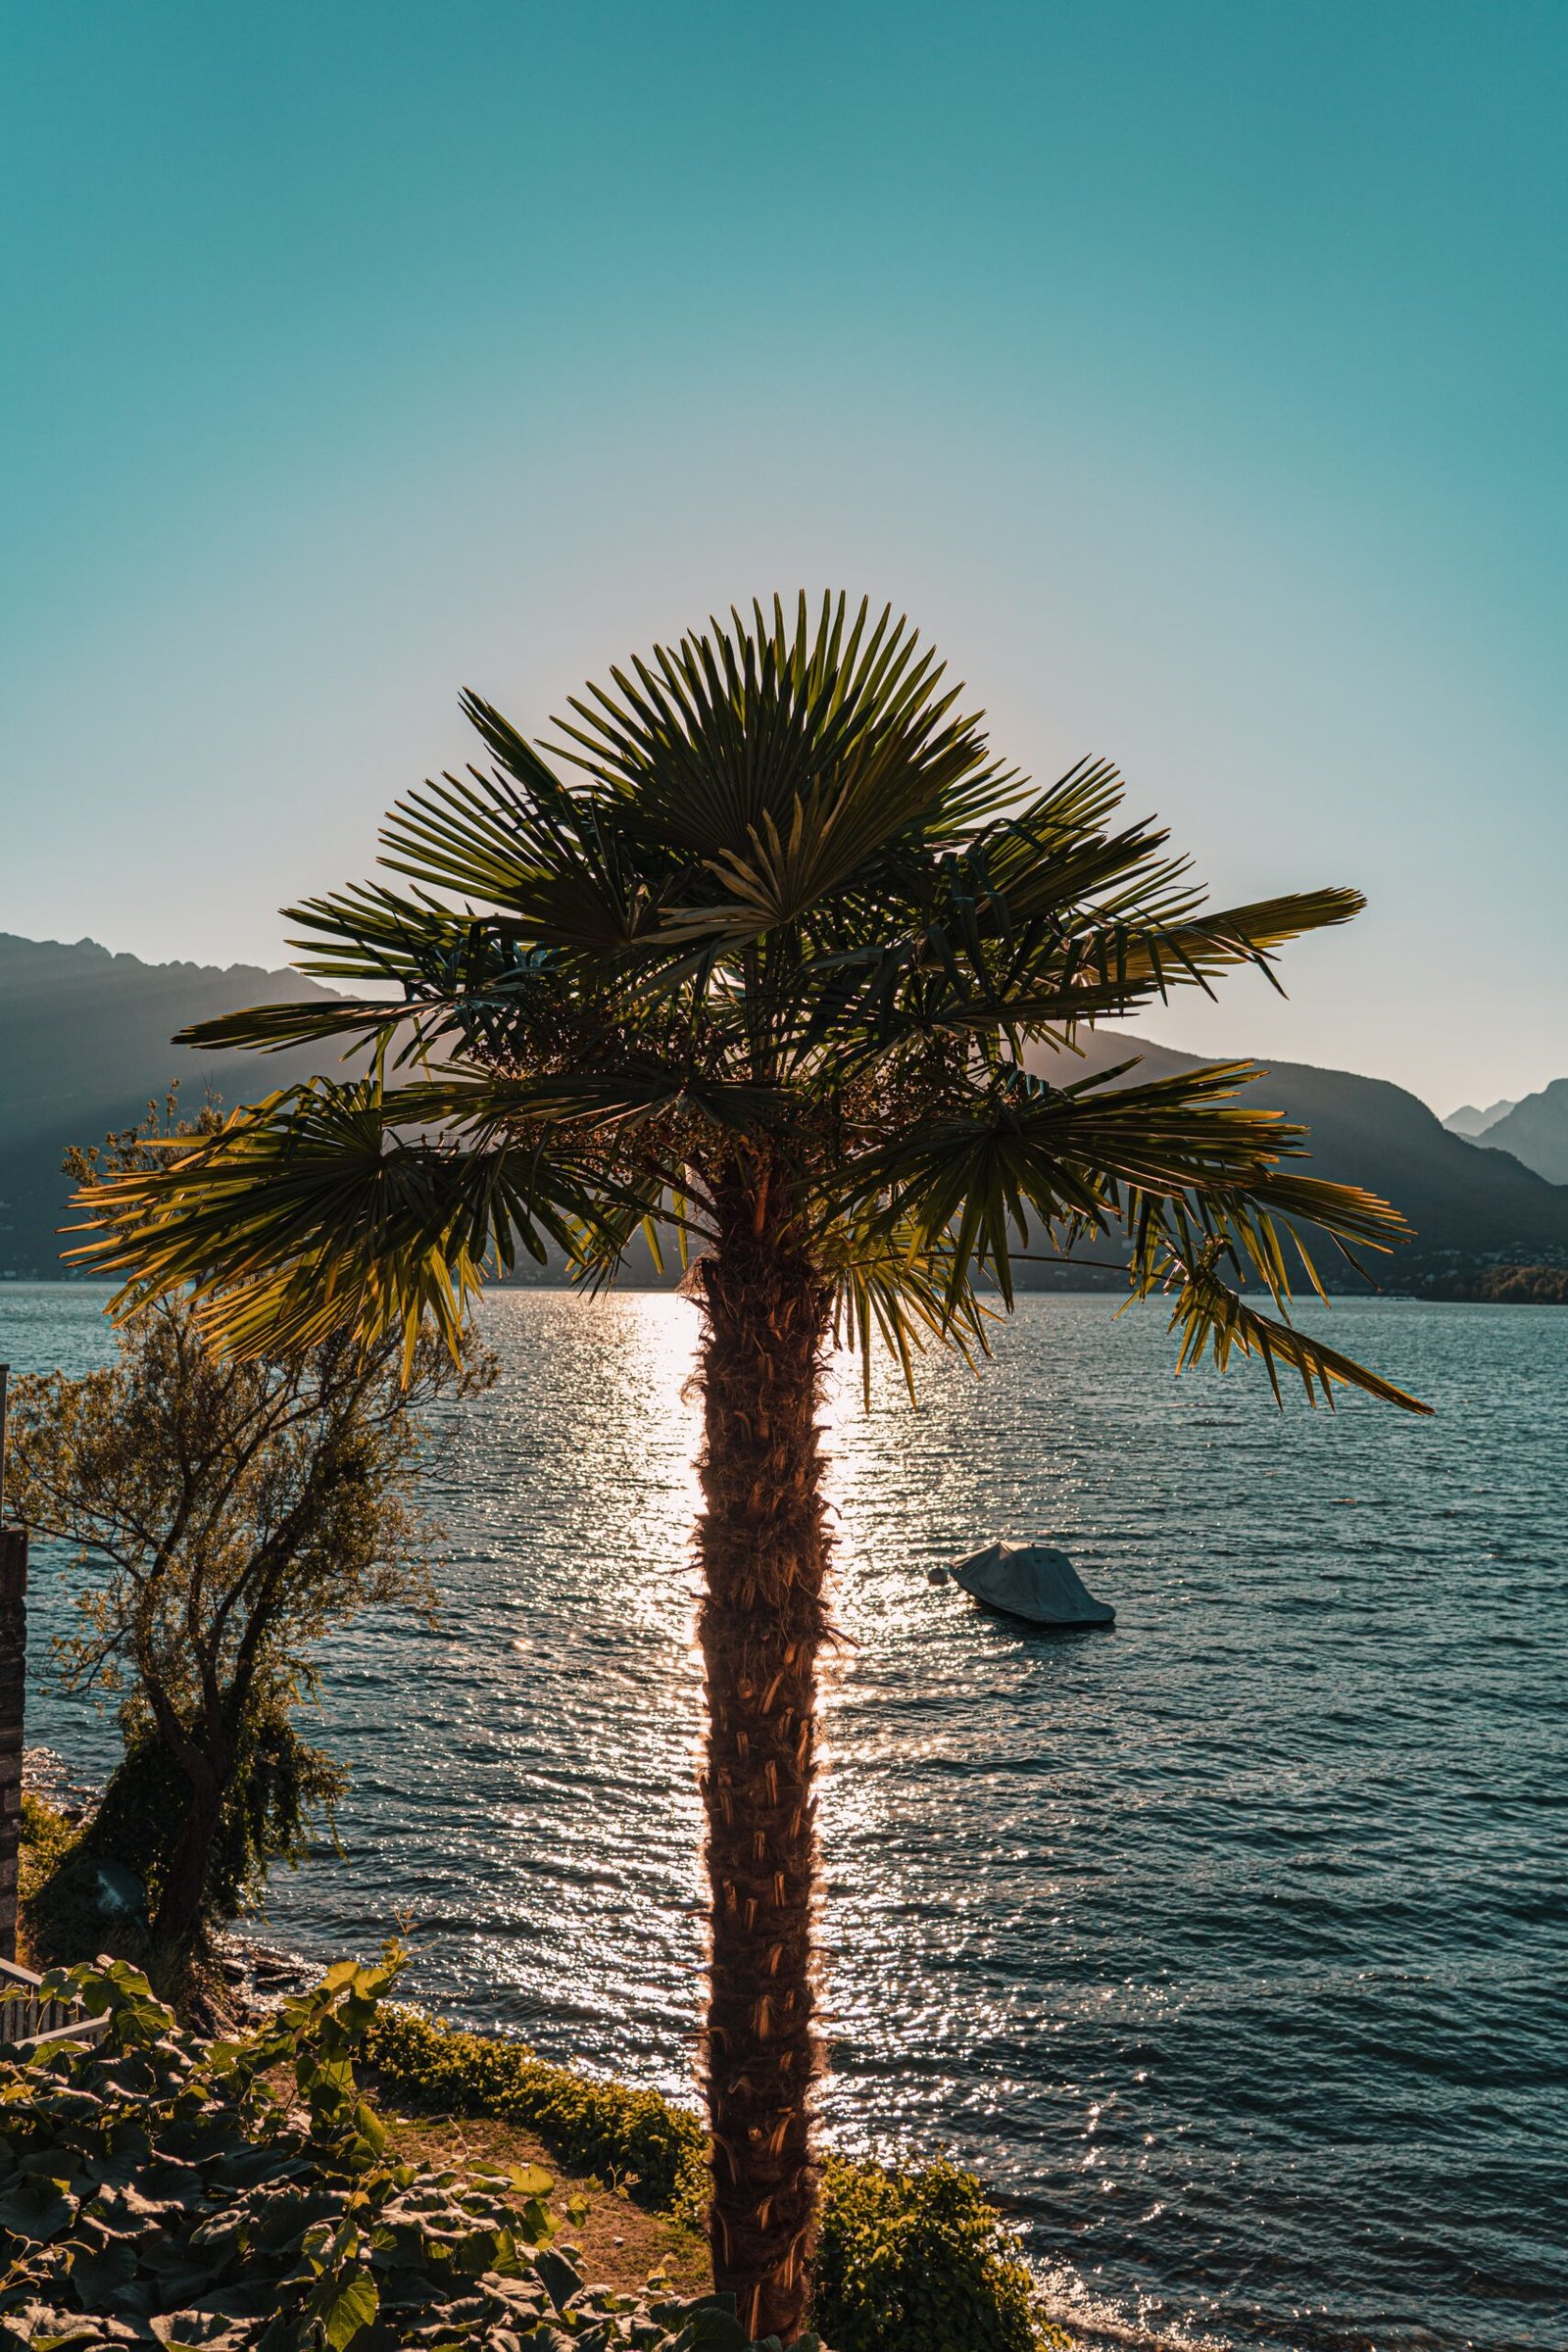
[
  {"left": 365, "top": 2003, "right": 1049, "bottom": 2352},
  {"left": 365, "top": 2001, "right": 710, "bottom": 2219},
  {"left": 810, "top": 2159, "right": 1039, "bottom": 2352}
]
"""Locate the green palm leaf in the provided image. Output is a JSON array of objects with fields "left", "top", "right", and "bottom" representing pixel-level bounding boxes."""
[
  {"left": 77, "top": 591, "right": 1426, "bottom": 1415},
  {"left": 1159, "top": 1257, "right": 1433, "bottom": 1413},
  {"left": 69, "top": 1075, "right": 612, "bottom": 1369}
]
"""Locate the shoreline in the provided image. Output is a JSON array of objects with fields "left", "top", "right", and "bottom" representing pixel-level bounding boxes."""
[{"left": 217, "top": 1921, "right": 1237, "bottom": 2352}]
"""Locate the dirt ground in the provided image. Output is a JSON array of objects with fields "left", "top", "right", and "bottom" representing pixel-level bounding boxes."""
[{"left": 376, "top": 2104, "right": 713, "bottom": 2302}]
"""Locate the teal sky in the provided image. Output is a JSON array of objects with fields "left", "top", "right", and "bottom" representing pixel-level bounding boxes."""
[{"left": 3, "top": 2, "right": 1564, "bottom": 1111}]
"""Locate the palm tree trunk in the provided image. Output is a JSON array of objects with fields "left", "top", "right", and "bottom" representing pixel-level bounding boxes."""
[{"left": 696, "top": 1181, "right": 831, "bottom": 2344}]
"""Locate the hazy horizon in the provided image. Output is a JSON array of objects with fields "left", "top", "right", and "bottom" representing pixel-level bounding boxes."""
[{"left": 3, "top": 3, "right": 1564, "bottom": 1109}]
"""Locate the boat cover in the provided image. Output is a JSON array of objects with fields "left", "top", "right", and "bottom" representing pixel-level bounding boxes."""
[{"left": 950, "top": 1540, "right": 1115, "bottom": 1626}]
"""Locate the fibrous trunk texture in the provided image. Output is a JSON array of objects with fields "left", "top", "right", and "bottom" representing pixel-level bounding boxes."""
[{"left": 696, "top": 1184, "right": 831, "bottom": 2344}]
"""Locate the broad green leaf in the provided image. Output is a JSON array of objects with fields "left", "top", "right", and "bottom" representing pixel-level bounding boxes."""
[
  {"left": 316, "top": 2270, "right": 379, "bottom": 2351},
  {"left": 508, "top": 2164, "right": 555, "bottom": 2198}
]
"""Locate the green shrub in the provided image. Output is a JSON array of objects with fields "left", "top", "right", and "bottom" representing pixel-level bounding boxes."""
[
  {"left": 810, "top": 2156, "right": 1040, "bottom": 2352},
  {"left": 365, "top": 2005, "right": 1054, "bottom": 2349},
  {"left": 88, "top": 1705, "right": 347, "bottom": 1925},
  {"left": 365, "top": 1999, "right": 710, "bottom": 2214},
  {"left": 0, "top": 1951, "right": 804, "bottom": 2351},
  {"left": 17, "top": 1791, "right": 76, "bottom": 1905}
]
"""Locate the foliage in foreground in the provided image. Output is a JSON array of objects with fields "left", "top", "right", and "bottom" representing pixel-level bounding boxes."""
[
  {"left": 0, "top": 1954, "right": 809, "bottom": 2352},
  {"left": 365, "top": 2001, "right": 1052, "bottom": 2352},
  {"left": 810, "top": 2158, "right": 1039, "bottom": 2352}
]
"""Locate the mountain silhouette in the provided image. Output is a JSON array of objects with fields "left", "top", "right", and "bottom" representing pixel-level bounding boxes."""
[
  {"left": 1475, "top": 1079, "right": 1568, "bottom": 1186},
  {"left": 1443, "top": 1098, "right": 1516, "bottom": 1139},
  {"left": 0, "top": 933, "right": 350, "bottom": 1277},
  {"left": 1022, "top": 1031, "right": 1568, "bottom": 1288},
  {"left": 3, "top": 932, "right": 1566, "bottom": 1288}
]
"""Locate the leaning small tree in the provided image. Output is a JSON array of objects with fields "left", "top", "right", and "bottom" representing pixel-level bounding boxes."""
[
  {"left": 73, "top": 595, "right": 1429, "bottom": 2339},
  {"left": 10, "top": 1270, "right": 485, "bottom": 1962}
]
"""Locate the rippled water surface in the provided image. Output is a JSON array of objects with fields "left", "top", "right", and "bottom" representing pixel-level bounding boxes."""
[{"left": 5, "top": 1285, "right": 1564, "bottom": 2351}]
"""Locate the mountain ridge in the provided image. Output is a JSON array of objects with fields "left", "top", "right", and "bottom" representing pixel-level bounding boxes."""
[
  {"left": 1021, "top": 1028, "right": 1568, "bottom": 1289},
  {"left": 1474, "top": 1078, "right": 1568, "bottom": 1187},
  {"left": 0, "top": 932, "right": 348, "bottom": 1275},
  {"left": 1443, "top": 1097, "right": 1517, "bottom": 1139},
  {"left": 3, "top": 931, "right": 1566, "bottom": 1286}
]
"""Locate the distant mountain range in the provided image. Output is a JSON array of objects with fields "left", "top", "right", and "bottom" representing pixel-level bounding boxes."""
[
  {"left": 1444, "top": 1098, "right": 1517, "bottom": 1139},
  {"left": 0, "top": 933, "right": 343, "bottom": 1278},
  {"left": 1022, "top": 1030, "right": 1568, "bottom": 1290},
  {"left": 1444, "top": 1081, "right": 1568, "bottom": 1187},
  {"left": 3, "top": 930, "right": 1566, "bottom": 1288}
]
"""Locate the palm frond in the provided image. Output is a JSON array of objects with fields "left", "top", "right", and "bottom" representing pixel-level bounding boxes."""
[
  {"left": 853, "top": 1058, "right": 1413, "bottom": 1319},
  {"left": 384, "top": 1063, "right": 796, "bottom": 1147},
  {"left": 175, "top": 996, "right": 408, "bottom": 1056},
  {"left": 1107, "top": 888, "right": 1367, "bottom": 1001},
  {"left": 65, "top": 1076, "right": 612, "bottom": 1370},
  {"left": 1154, "top": 1255, "right": 1432, "bottom": 1413},
  {"left": 546, "top": 593, "right": 1015, "bottom": 871},
  {"left": 816, "top": 1214, "right": 994, "bottom": 1402},
  {"left": 80, "top": 593, "right": 1424, "bottom": 1418},
  {"left": 375, "top": 757, "right": 676, "bottom": 952},
  {"left": 282, "top": 881, "right": 478, "bottom": 987}
]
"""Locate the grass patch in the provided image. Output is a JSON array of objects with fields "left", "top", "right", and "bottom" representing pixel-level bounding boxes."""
[
  {"left": 366, "top": 2000, "right": 710, "bottom": 2218},
  {"left": 366, "top": 2000, "right": 1065, "bottom": 2351},
  {"left": 378, "top": 2106, "right": 711, "bottom": 2302}
]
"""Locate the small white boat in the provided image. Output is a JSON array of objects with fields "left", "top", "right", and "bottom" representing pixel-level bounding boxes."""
[{"left": 950, "top": 1540, "right": 1115, "bottom": 1628}]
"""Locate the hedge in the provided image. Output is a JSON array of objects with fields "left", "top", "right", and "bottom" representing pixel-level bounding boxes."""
[
  {"left": 365, "top": 2000, "right": 710, "bottom": 2216},
  {"left": 811, "top": 2155, "right": 1043, "bottom": 2352},
  {"left": 364, "top": 2003, "right": 1057, "bottom": 2351}
]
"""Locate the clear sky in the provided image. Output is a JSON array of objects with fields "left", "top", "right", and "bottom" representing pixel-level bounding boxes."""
[{"left": 2, "top": 2, "right": 1564, "bottom": 1112}]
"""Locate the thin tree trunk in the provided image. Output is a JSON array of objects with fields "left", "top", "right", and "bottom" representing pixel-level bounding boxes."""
[
  {"left": 151, "top": 1755, "right": 225, "bottom": 1952},
  {"left": 696, "top": 1181, "right": 831, "bottom": 2344}
]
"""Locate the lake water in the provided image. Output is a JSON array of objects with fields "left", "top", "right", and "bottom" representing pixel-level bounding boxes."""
[{"left": 3, "top": 1284, "right": 1564, "bottom": 2352}]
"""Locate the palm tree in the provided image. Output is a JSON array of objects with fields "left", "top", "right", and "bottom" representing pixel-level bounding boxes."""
[{"left": 76, "top": 595, "right": 1428, "bottom": 2342}]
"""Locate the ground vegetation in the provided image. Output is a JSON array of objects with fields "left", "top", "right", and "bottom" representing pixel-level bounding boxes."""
[{"left": 0, "top": 1951, "right": 795, "bottom": 2351}]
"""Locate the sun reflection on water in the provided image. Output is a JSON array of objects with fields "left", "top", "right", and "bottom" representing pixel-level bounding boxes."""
[{"left": 6, "top": 1282, "right": 1563, "bottom": 2352}]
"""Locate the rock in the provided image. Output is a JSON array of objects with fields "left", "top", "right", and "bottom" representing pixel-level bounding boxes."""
[{"left": 950, "top": 1541, "right": 1115, "bottom": 1628}]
